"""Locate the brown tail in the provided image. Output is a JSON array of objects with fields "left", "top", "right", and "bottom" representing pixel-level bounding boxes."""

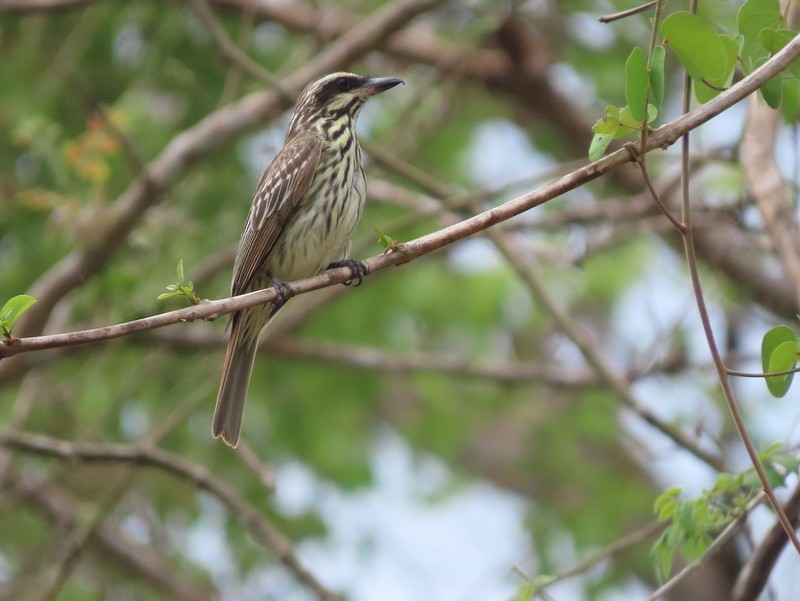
[{"left": 212, "top": 315, "right": 258, "bottom": 447}]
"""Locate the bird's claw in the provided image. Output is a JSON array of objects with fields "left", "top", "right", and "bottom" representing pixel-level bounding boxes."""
[
  {"left": 272, "top": 278, "right": 295, "bottom": 309},
  {"left": 328, "top": 259, "right": 368, "bottom": 287}
]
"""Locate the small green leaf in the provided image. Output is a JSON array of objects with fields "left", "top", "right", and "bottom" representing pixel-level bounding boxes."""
[
  {"left": 651, "top": 529, "right": 676, "bottom": 582},
  {"left": 780, "top": 78, "right": 800, "bottom": 121},
  {"left": 760, "top": 28, "right": 797, "bottom": 54},
  {"left": 738, "top": 0, "right": 783, "bottom": 68},
  {"left": 695, "top": 34, "right": 740, "bottom": 103},
  {"left": 514, "top": 583, "right": 534, "bottom": 601},
  {"left": 681, "top": 533, "right": 710, "bottom": 562},
  {"left": 662, "top": 12, "right": 729, "bottom": 82},
  {"left": 589, "top": 132, "right": 614, "bottom": 161},
  {"left": 759, "top": 441, "right": 784, "bottom": 460},
  {"left": 766, "top": 340, "right": 798, "bottom": 396},
  {"left": 159, "top": 260, "right": 201, "bottom": 304},
  {"left": 760, "top": 28, "right": 800, "bottom": 77},
  {"left": 649, "top": 45, "right": 666, "bottom": 108},
  {"left": 711, "top": 472, "right": 742, "bottom": 495},
  {"left": 762, "top": 325, "right": 797, "bottom": 368},
  {"left": 372, "top": 224, "right": 398, "bottom": 252},
  {"left": 626, "top": 47, "right": 649, "bottom": 122},
  {"left": 762, "top": 325, "right": 799, "bottom": 396},
  {"left": 0, "top": 294, "right": 37, "bottom": 338},
  {"left": 762, "top": 462, "right": 786, "bottom": 487},
  {"left": 592, "top": 105, "right": 620, "bottom": 134},
  {"left": 618, "top": 105, "right": 642, "bottom": 130},
  {"left": 654, "top": 486, "right": 682, "bottom": 521},
  {"left": 761, "top": 73, "right": 784, "bottom": 108},
  {"left": 675, "top": 501, "right": 697, "bottom": 533},
  {"left": 770, "top": 452, "right": 800, "bottom": 475},
  {"left": 645, "top": 103, "right": 658, "bottom": 124}
]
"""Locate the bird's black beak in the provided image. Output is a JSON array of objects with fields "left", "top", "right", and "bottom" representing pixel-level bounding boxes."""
[{"left": 360, "top": 77, "right": 404, "bottom": 96}]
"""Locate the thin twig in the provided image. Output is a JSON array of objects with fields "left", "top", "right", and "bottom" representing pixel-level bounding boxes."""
[
  {"left": 598, "top": 0, "right": 658, "bottom": 23},
  {"left": 727, "top": 366, "right": 800, "bottom": 378},
  {"left": 676, "top": 0, "right": 800, "bottom": 555},
  {"left": 188, "top": 0, "right": 293, "bottom": 101},
  {"left": 732, "top": 480, "right": 800, "bottom": 601},
  {"left": 515, "top": 520, "right": 665, "bottom": 595},
  {"left": 4, "top": 35, "right": 800, "bottom": 360}
]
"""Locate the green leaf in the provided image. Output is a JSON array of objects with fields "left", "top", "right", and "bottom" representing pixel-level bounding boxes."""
[
  {"left": 651, "top": 529, "right": 676, "bottom": 582},
  {"left": 762, "top": 325, "right": 799, "bottom": 396},
  {"left": 762, "top": 462, "right": 786, "bottom": 487},
  {"left": 626, "top": 47, "right": 649, "bottom": 122},
  {"left": 711, "top": 472, "right": 742, "bottom": 495},
  {"left": 589, "top": 132, "right": 614, "bottom": 161},
  {"left": 780, "top": 78, "right": 800, "bottom": 121},
  {"left": 0, "top": 294, "right": 37, "bottom": 338},
  {"left": 760, "top": 28, "right": 798, "bottom": 54},
  {"left": 695, "top": 34, "right": 740, "bottom": 103},
  {"left": 514, "top": 583, "right": 534, "bottom": 601},
  {"left": 662, "top": 12, "right": 729, "bottom": 83},
  {"left": 760, "top": 28, "right": 800, "bottom": 77},
  {"left": 159, "top": 260, "right": 200, "bottom": 304},
  {"left": 681, "top": 533, "right": 710, "bottom": 562},
  {"left": 649, "top": 45, "right": 666, "bottom": 108},
  {"left": 766, "top": 340, "right": 798, "bottom": 396},
  {"left": 675, "top": 501, "right": 697, "bottom": 532},
  {"left": 762, "top": 325, "right": 797, "bottom": 369},
  {"left": 654, "top": 486, "right": 682, "bottom": 521},
  {"left": 592, "top": 105, "right": 620, "bottom": 134},
  {"left": 770, "top": 452, "right": 800, "bottom": 475},
  {"left": 738, "top": 0, "right": 783, "bottom": 68},
  {"left": 618, "top": 105, "right": 643, "bottom": 130},
  {"left": 372, "top": 224, "right": 398, "bottom": 252},
  {"left": 758, "top": 441, "right": 784, "bottom": 460},
  {"left": 761, "top": 72, "right": 784, "bottom": 108}
]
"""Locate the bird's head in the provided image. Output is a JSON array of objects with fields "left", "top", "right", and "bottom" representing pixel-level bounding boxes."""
[{"left": 287, "top": 72, "right": 403, "bottom": 139}]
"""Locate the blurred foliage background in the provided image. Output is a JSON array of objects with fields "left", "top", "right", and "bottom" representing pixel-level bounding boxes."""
[{"left": 1, "top": 1, "right": 799, "bottom": 600}]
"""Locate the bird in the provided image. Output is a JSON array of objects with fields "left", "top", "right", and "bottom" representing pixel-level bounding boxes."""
[{"left": 213, "top": 72, "right": 403, "bottom": 447}]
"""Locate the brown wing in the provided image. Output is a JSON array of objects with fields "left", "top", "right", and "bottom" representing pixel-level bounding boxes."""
[{"left": 231, "top": 132, "right": 322, "bottom": 296}]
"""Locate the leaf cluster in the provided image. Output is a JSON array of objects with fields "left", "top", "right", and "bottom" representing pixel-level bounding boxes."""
[
  {"left": 591, "top": 0, "right": 800, "bottom": 159},
  {"left": 651, "top": 444, "right": 800, "bottom": 581}
]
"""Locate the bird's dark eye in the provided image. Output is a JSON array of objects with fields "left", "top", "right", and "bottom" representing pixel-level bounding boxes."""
[{"left": 335, "top": 77, "right": 351, "bottom": 91}]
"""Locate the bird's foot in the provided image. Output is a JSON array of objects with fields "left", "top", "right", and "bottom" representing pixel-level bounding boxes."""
[
  {"left": 328, "top": 259, "right": 368, "bottom": 287},
  {"left": 271, "top": 278, "right": 295, "bottom": 310}
]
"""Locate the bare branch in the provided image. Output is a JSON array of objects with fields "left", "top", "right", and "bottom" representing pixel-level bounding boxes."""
[
  {"left": 9, "top": 0, "right": 444, "bottom": 342},
  {"left": 598, "top": 1, "right": 658, "bottom": 23},
  {"left": 3, "top": 34, "right": 799, "bottom": 360},
  {"left": 0, "top": 430, "right": 341, "bottom": 601},
  {"left": 0, "top": 0, "right": 93, "bottom": 11},
  {"left": 6, "top": 470, "right": 214, "bottom": 601},
  {"left": 732, "top": 481, "right": 800, "bottom": 601}
]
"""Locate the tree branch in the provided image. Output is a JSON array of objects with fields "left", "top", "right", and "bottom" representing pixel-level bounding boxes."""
[
  {"left": 6, "top": 470, "right": 214, "bottom": 601},
  {"left": 8, "top": 0, "right": 444, "bottom": 342},
  {"left": 0, "top": 430, "right": 341, "bottom": 601},
  {"left": 732, "top": 480, "right": 800, "bottom": 601},
  {"left": 4, "top": 33, "right": 799, "bottom": 358}
]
